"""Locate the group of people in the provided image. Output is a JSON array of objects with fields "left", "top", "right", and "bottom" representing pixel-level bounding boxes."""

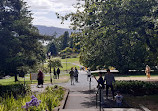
[
  {"left": 53, "top": 68, "right": 61, "bottom": 79},
  {"left": 93, "top": 69, "right": 123, "bottom": 107},
  {"left": 37, "top": 68, "right": 61, "bottom": 88},
  {"left": 69, "top": 67, "right": 79, "bottom": 85}
]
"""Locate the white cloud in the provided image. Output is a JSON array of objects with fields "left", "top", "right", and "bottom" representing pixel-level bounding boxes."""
[
  {"left": 32, "top": 16, "right": 71, "bottom": 29},
  {"left": 24, "top": 0, "right": 84, "bottom": 28}
]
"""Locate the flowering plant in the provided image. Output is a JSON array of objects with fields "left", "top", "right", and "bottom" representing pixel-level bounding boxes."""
[{"left": 22, "top": 95, "right": 41, "bottom": 110}]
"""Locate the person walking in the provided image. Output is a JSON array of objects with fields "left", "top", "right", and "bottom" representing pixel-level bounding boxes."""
[
  {"left": 37, "top": 70, "right": 44, "bottom": 88},
  {"left": 145, "top": 65, "right": 151, "bottom": 79},
  {"left": 57, "top": 68, "right": 60, "bottom": 79},
  {"left": 104, "top": 69, "right": 115, "bottom": 99},
  {"left": 69, "top": 67, "right": 75, "bottom": 85},
  {"left": 54, "top": 68, "right": 56, "bottom": 79},
  {"left": 74, "top": 67, "right": 79, "bottom": 82}
]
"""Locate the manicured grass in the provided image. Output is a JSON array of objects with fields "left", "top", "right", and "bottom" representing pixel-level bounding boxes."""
[
  {"left": 60, "top": 63, "right": 80, "bottom": 71},
  {"left": 91, "top": 73, "right": 158, "bottom": 77},
  {"left": 125, "top": 95, "right": 158, "bottom": 111},
  {"left": 44, "top": 57, "right": 81, "bottom": 71},
  {"left": 0, "top": 74, "right": 70, "bottom": 85},
  {"left": 115, "top": 74, "right": 158, "bottom": 77},
  {"left": 60, "top": 57, "right": 80, "bottom": 64}
]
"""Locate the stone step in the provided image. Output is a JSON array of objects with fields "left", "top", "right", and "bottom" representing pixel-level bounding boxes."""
[{"left": 60, "top": 108, "right": 142, "bottom": 111}]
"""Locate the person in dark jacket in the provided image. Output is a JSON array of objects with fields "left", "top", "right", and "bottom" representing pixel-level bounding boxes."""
[
  {"left": 94, "top": 72, "right": 105, "bottom": 105},
  {"left": 69, "top": 67, "right": 75, "bottom": 85},
  {"left": 54, "top": 68, "right": 57, "bottom": 79},
  {"left": 74, "top": 67, "right": 79, "bottom": 82},
  {"left": 37, "top": 70, "right": 44, "bottom": 88},
  {"left": 57, "top": 68, "right": 60, "bottom": 79},
  {"left": 104, "top": 69, "right": 115, "bottom": 99}
]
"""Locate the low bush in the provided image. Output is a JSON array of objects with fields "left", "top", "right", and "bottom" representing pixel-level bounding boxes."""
[
  {"left": 71, "top": 55, "right": 77, "bottom": 58},
  {"left": 114, "top": 81, "right": 158, "bottom": 96},
  {"left": 61, "top": 55, "right": 66, "bottom": 59},
  {"left": 0, "top": 84, "right": 30, "bottom": 98}
]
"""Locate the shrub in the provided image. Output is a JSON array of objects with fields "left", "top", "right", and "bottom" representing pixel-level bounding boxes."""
[
  {"left": 0, "top": 84, "right": 31, "bottom": 98},
  {"left": 61, "top": 54, "right": 66, "bottom": 59},
  {"left": 71, "top": 55, "right": 77, "bottom": 58},
  {"left": 0, "top": 85, "right": 65, "bottom": 111},
  {"left": 114, "top": 81, "right": 158, "bottom": 96}
]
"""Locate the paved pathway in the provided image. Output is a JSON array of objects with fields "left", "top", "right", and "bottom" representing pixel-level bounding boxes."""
[
  {"left": 31, "top": 70, "right": 153, "bottom": 111},
  {"left": 58, "top": 71, "right": 97, "bottom": 109},
  {"left": 58, "top": 71, "right": 141, "bottom": 111}
]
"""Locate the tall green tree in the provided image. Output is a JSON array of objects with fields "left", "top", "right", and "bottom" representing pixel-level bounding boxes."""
[
  {"left": 52, "top": 31, "right": 70, "bottom": 52},
  {"left": 61, "top": 31, "right": 69, "bottom": 50},
  {"left": 58, "top": 0, "right": 158, "bottom": 73},
  {"left": 0, "top": 0, "right": 46, "bottom": 80},
  {"left": 47, "top": 42, "right": 58, "bottom": 56}
]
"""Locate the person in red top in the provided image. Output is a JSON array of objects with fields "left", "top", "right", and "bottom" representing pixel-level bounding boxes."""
[{"left": 37, "top": 70, "right": 44, "bottom": 88}]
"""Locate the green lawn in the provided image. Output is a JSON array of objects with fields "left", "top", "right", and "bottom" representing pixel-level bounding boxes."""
[
  {"left": 0, "top": 57, "right": 80, "bottom": 86},
  {"left": 115, "top": 74, "right": 158, "bottom": 77},
  {"left": 60, "top": 63, "right": 80, "bottom": 71},
  {"left": 0, "top": 74, "right": 70, "bottom": 85},
  {"left": 44, "top": 57, "right": 81, "bottom": 71},
  {"left": 60, "top": 57, "right": 80, "bottom": 64},
  {"left": 91, "top": 73, "right": 158, "bottom": 77}
]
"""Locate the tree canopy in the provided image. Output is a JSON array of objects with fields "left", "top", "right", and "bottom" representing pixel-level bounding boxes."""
[
  {"left": 48, "top": 59, "right": 62, "bottom": 68},
  {"left": 0, "top": 0, "right": 46, "bottom": 78},
  {"left": 58, "top": 0, "right": 158, "bottom": 73}
]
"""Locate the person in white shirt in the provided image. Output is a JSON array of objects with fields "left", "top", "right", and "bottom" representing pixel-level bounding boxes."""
[{"left": 115, "top": 91, "right": 123, "bottom": 107}]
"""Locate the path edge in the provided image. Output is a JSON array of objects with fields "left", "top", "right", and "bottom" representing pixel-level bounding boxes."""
[
  {"left": 139, "top": 104, "right": 151, "bottom": 111},
  {"left": 54, "top": 88, "right": 70, "bottom": 111}
]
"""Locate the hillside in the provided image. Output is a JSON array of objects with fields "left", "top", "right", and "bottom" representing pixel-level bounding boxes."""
[{"left": 35, "top": 25, "right": 74, "bottom": 37}]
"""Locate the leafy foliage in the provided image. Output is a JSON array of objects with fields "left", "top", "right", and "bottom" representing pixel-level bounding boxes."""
[
  {"left": 0, "top": 83, "right": 30, "bottom": 98},
  {"left": 48, "top": 59, "right": 63, "bottom": 68},
  {"left": 60, "top": 47, "right": 73, "bottom": 55},
  {"left": 0, "top": 0, "right": 46, "bottom": 78},
  {"left": 0, "top": 85, "right": 65, "bottom": 111},
  {"left": 57, "top": 0, "right": 158, "bottom": 73},
  {"left": 47, "top": 42, "right": 58, "bottom": 56},
  {"left": 114, "top": 81, "right": 158, "bottom": 96}
]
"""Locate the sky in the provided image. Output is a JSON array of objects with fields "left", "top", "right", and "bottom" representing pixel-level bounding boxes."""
[{"left": 24, "top": 0, "right": 84, "bottom": 29}]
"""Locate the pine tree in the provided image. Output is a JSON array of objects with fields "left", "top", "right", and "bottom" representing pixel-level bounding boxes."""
[{"left": 0, "top": 0, "right": 45, "bottom": 81}]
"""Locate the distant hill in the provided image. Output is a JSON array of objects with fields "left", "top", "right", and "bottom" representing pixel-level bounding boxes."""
[{"left": 35, "top": 25, "right": 74, "bottom": 37}]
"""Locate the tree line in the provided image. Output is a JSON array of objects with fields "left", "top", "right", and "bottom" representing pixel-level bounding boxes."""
[{"left": 47, "top": 31, "right": 80, "bottom": 57}]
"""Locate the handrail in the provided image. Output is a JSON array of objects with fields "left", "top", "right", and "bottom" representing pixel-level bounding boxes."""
[{"left": 96, "top": 85, "right": 103, "bottom": 111}]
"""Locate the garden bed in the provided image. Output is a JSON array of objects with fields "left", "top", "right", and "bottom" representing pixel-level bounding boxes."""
[{"left": 0, "top": 84, "right": 65, "bottom": 111}]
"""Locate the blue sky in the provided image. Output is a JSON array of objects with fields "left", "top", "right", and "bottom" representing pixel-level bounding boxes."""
[{"left": 24, "top": 0, "right": 84, "bottom": 29}]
